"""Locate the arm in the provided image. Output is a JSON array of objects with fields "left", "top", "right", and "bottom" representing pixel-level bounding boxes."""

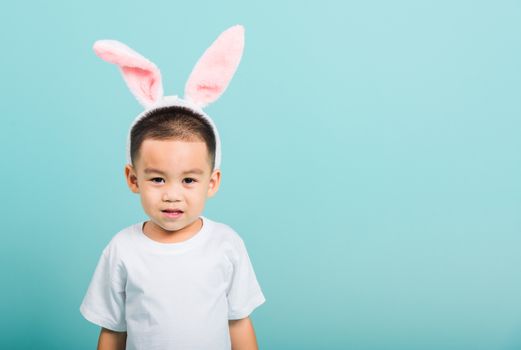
[
  {"left": 229, "top": 316, "right": 259, "bottom": 350},
  {"left": 97, "top": 327, "right": 127, "bottom": 350}
]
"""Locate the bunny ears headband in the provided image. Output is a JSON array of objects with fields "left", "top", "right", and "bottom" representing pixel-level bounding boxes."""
[{"left": 92, "top": 24, "right": 246, "bottom": 171}]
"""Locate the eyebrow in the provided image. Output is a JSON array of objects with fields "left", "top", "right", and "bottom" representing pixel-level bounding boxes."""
[{"left": 144, "top": 168, "right": 204, "bottom": 175}]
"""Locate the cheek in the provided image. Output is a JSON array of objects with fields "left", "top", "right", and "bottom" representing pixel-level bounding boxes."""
[
  {"left": 187, "top": 187, "right": 206, "bottom": 201},
  {"left": 140, "top": 187, "right": 161, "bottom": 201}
]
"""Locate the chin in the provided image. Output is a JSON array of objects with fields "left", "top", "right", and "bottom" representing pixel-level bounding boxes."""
[
  {"left": 152, "top": 216, "right": 198, "bottom": 232},
  {"left": 159, "top": 222, "right": 184, "bottom": 232},
  {"left": 147, "top": 218, "right": 177, "bottom": 231}
]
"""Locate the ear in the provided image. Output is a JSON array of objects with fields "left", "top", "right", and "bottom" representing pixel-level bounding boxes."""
[
  {"left": 207, "top": 169, "right": 221, "bottom": 198},
  {"left": 184, "top": 25, "right": 245, "bottom": 108},
  {"left": 124, "top": 164, "right": 140, "bottom": 193},
  {"left": 93, "top": 40, "right": 164, "bottom": 108}
]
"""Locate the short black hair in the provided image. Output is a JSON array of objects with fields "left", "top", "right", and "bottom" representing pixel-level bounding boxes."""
[{"left": 130, "top": 106, "right": 216, "bottom": 171}]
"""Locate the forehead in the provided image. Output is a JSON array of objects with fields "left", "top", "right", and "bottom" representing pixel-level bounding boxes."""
[{"left": 137, "top": 139, "right": 210, "bottom": 174}]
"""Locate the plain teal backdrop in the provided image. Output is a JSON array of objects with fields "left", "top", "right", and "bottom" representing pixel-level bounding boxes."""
[{"left": 1, "top": 0, "right": 520, "bottom": 349}]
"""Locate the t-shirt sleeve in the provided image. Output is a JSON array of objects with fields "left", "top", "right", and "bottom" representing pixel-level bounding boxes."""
[
  {"left": 226, "top": 237, "right": 266, "bottom": 320},
  {"left": 79, "top": 245, "right": 127, "bottom": 332}
]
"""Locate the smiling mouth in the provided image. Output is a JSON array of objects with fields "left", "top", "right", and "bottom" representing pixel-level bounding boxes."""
[
  {"left": 161, "top": 209, "right": 184, "bottom": 218},
  {"left": 162, "top": 209, "right": 183, "bottom": 213}
]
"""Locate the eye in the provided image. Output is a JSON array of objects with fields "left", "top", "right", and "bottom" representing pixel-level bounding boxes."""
[
  {"left": 183, "top": 177, "right": 197, "bottom": 184},
  {"left": 150, "top": 177, "right": 165, "bottom": 184}
]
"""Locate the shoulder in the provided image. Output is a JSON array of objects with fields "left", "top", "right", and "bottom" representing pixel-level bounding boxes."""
[
  {"left": 204, "top": 217, "right": 249, "bottom": 262},
  {"left": 101, "top": 221, "right": 140, "bottom": 259},
  {"left": 204, "top": 216, "right": 244, "bottom": 246}
]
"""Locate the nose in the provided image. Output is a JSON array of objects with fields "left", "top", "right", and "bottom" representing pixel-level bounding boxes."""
[{"left": 162, "top": 182, "right": 182, "bottom": 202}]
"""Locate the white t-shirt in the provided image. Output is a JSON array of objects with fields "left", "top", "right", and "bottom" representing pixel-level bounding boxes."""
[{"left": 79, "top": 215, "right": 266, "bottom": 350}]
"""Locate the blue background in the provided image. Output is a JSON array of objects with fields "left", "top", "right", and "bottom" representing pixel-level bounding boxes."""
[{"left": 1, "top": 1, "right": 520, "bottom": 349}]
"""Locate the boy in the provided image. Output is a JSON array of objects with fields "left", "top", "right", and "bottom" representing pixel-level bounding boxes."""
[{"left": 79, "top": 25, "right": 266, "bottom": 350}]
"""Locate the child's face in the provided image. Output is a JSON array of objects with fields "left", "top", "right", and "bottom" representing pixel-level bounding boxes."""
[{"left": 124, "top": 138, "right": 221, "bottom": 239}]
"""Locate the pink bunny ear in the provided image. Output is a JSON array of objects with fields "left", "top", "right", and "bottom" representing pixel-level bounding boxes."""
[
  {"left": 93, "top": 40, "right": 164, "bottom": 108},
  {"left": 184, "top": 25, "right": 245, "bottom": 108}
]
